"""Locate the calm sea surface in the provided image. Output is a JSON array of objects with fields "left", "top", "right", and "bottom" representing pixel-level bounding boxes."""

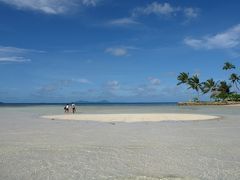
[{"left": 0, "top": 103, "right": 239, "bottom": 119}]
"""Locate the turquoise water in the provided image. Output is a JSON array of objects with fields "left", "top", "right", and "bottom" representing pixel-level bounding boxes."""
[
  {"left": 0, "top": 104, "right": 240, "bottom": 179},
  {"left": 1, "top": 103, "right": 239, "bottom": 119}
]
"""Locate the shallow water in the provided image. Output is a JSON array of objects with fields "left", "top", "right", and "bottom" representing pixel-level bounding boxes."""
[{"left": 0, "top": 104, "right": 240, "bottom": 179}]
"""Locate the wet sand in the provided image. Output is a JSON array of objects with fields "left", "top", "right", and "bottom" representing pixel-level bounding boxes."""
[{"left": 43, "top": 113, "right": 219, "bottom": 122}]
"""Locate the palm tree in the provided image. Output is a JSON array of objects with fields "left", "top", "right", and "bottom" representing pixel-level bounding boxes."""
[
  {"left": 218, "top": 81, "right": 231, "bottom": 94},
  {"left": 188, "top": 75, "right": 202, "bottom": 100},
  {"left": 223, "top": 62, "right": 236, "bottom": 70},
  {"left": 202, "top": 78, "right": 217, "bottom": 100},
  {"left": 229, "top": 73, "right": 240, "bottom": 91},
  {"left": 208, "top": 81, "right": 232, "bottom": 101},
  {"left": 177, "top": 72, "right": 189, "bottom": 86}
]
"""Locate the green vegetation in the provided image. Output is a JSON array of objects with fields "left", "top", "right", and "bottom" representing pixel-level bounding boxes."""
[{"left": 177, "top": 62, "right": 240, "bottom": 102}]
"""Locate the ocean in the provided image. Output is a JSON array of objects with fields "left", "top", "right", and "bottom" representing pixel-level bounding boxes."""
[{"left": 0, "top": 102, "right": 239, "bottom": 118}]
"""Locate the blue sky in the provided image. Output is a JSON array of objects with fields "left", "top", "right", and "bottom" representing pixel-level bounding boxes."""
[{"left": 0, "top": 0, "right": 240, "bottom": 103}]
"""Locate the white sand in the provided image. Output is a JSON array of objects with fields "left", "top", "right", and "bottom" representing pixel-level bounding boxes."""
[
  {"left": 225, "top": 104, "right": 240, "bottom": 107},
  {"left": 2, "top": 106, "right": 240, "bottom": 179},
  {"left": 42, "top": 113, "right": 219, "bottom": 122}
]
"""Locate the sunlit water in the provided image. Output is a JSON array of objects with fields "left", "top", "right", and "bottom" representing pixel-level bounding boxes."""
[{"left": 0, "top": 104, "right": 240, "bottom": 179}]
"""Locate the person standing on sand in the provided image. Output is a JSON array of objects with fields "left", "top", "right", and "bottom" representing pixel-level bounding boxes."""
[
  {"left": 72, "top": 103, "right": 76, "bottom": 114},
  {"left": 64, "top": 104, "right": 69, "bottom": 113}
]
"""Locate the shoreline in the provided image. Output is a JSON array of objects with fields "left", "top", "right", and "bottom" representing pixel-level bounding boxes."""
[
  {"left": 42, "top": 113, "right": 219, "bottom": 123},
  {"left": 178, "top": 101, "right": 240, "bottom": 106}
]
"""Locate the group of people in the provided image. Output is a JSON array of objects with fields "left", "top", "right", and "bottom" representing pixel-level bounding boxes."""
[{"left": 64, "top": 103, "right": 76, "bottom": 114}]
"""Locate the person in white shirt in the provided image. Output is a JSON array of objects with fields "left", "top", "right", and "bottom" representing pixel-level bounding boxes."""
[
  {"left": 64, "top": 104, "right": 69, "bottom": 113},
  {"left": 71, "top": 103, "right": 76, "bottom": 114}
]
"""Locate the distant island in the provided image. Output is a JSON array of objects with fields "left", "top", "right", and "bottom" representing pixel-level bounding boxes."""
[
  {"left": 177, "top": 62, "right": 240, "bottom": 105},
  {"left": 74, "top": 101, "right": 176, "bottom": 104}
]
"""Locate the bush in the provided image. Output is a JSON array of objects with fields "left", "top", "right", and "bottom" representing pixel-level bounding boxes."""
[
  {"left": 213, "top": 93, "right": 229, "bottom": 101},
  {"left": 192, "top": 97, "right": 199, "bottom": 102},
  {"left": 227, "top": 94, "right": 240, "bottom": 101}
]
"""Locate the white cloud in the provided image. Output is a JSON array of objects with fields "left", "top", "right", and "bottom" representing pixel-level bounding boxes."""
[
  {"left": 184, "top": 8, "right": 199, "bottom": 19},
  {"left": 184, "top": 24, "right": 240, "bottom": 49},
  {"left": 107, "top": 80, "right": 120, "bottom": 90},
  {"left": 108, "top": 18, "right": 140, "bottom": 26},
  {"left": 0, "top": 0, "right": 99, "bottom": 15},
  {"left": 0, "top": 56, "right": 30, "bottom": 63},
  {"left": 132, "top": 2, "right": 199, "bottom": 20},
  {"left": 148, "top": 77, "right": 161, "bottom": 85},
  {"left": 82, "top": 0, "right": 98, "bottom": 7},
  {"left": 105, "top": 47, "right": 128, "bottom": 56},
  {"left": 0, "top": 46, "right": 44, "bottom": 53},
  {"left": 184, "top": 38, "right": 203, "bottom": 49},
  {"left": 105, "top": 46, "right": 139, "bottom": 56},
  {"left": 105, "top": 2, "right": 199, "bottom": 28},
  {"left": 73, "top": 78, "right": 91, "bottom": 84},
  {"left": 0, "top": 45, "right": 43, "bottom": 63},
  {"left": 0, "top": 46, "right": 28, "bottom": 53},
  {"left": 132, "top": 2, "right": 175, "bottom": 17}
]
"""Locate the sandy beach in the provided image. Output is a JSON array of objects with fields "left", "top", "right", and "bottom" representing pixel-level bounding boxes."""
[
  {"left": 42, "top": 113, "right": 219, "bottom": 122},
  {"left": 225, "top": 104, "right": 240, "bottom": 107},
  {"left": 1, "top": 105, "right": 240, "bottom": 179}
]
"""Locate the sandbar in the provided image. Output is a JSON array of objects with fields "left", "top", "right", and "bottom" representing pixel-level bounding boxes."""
[
  {"left": 224, "top": 104, "right": 240, "bottom": 107},
  {"left": 42, "top": 113, "right": 219, "bottom": 122}
]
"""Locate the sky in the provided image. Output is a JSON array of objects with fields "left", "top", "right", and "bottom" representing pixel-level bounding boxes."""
[{"left": 0, "top": 0, "right": 240, "bottom": 103}]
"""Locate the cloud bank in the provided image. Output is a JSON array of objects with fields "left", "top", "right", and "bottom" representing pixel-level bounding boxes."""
[
  {"left": 0, "top": 0, "right": 99, "bottom": 14},
  {"left": 0, "top": 45, "right": 43, "bottom": 63},
  {"left": 184, "top": 24, "right": 240, "bottom": 49},
  {"left": 0, "top": 56, "right": 30, "bottom": 62},
  {"left": 108, "top": 2, "right": 199, "bottom": 27},
  {"left": 132, "top": 2, "right": 199, "bottom": 19}
]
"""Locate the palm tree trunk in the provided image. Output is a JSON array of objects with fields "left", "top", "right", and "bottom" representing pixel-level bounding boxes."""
[{"left": 197, "top": 90, "right": 200, "bottom": 101}]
